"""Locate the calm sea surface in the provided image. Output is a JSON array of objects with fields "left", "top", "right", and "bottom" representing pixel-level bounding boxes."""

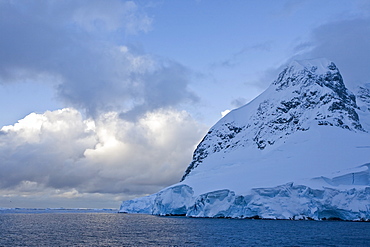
[{"left": 0, "top": 210, "right": 369, "bottom": 246}]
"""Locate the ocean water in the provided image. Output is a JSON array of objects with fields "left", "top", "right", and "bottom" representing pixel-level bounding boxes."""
[{"left": 0, "top": 210, "right": 369, "bottom": 246}]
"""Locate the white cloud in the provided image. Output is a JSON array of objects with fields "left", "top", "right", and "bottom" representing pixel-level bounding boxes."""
[
  {"left": 0, "top": 0, "right": 204, "bottom": 208},
  {"left": 0, "top": 108, "right": 207, "bottom": 207},
  {"left": 0, "top": 1, "right": 196, "bottom": 119}
]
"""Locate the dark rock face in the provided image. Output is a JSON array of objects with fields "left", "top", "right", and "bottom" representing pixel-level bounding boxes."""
[
  {"left": 357, "top": 86, "right": 370, "bottom": 112},
  {"left": 181, "top": 60, "right": 365, "bottom": 181},
  {"left": 273, "top": 62, "right": 362, "bottom": 131}
]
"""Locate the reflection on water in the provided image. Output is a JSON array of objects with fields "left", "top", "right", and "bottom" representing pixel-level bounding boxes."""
[{"left": 0, "top": 211, "right": 369, "bottom": 246}]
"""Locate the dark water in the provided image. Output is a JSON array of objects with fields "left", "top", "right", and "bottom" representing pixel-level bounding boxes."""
[{"left": 0, "top": 211, "right": 369, "bottom": 246}]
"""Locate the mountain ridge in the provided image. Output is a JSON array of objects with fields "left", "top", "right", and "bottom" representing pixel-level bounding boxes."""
[{"left": 182, "top": 58, "right": 365, "bottom": 180}]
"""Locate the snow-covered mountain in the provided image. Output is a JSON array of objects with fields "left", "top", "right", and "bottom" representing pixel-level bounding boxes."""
[{"left": 120, "top": 58, "right": 370, "bottom": 221}]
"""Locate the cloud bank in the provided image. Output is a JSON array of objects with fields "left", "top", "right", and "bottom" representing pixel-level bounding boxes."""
[{"left": 0, "top": 108, "right": 206, "bottom": 207}]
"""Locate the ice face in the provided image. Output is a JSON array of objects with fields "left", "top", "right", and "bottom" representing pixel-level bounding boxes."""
[
  {"left": 152, "top": 185, "right": 194, "bottom": 216},
  {"left": 120, "top": 180, "right": 370, "bottom": 220},
  {"left": 119, "top": 194, "right": 156, "bottom": 214}
]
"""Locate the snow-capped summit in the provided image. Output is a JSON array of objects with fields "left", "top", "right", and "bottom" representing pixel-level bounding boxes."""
[
  {"left": 120, "top": 59, "right": 370, "bottom": 221},
  {"left": 182, "top": 58, "right": 364, "bottom": 180}
]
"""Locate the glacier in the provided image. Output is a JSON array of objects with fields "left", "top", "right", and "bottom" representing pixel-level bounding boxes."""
[{"left": 120, "top": 58, "right": 370, "bottom": 221}]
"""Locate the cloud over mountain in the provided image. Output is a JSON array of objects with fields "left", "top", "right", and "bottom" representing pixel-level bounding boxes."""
[{"left": 294, "top": 17, "right": 370, "bottom": 88}]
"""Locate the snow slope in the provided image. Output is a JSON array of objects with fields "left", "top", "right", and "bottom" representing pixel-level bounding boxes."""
[{"left": 120, "top": 59, "right": 370, "bottom": 220}]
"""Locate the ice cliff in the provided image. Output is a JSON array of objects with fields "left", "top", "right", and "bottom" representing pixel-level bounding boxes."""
[{"left": 120, "top": 58, "right": 370, "bottom": 221}]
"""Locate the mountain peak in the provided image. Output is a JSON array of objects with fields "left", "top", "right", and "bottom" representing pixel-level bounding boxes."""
[
  {"left": 181, "top": 59, "right": 364, "bottom": 181},
  {"left": 274, "top": 58, "right": 341, "bottom": 91},
  {"left": 288, "top": 58, "right": 335, "bottom": 74}
]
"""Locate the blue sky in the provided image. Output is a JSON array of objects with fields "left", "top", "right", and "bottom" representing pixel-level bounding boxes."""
[{"left": 0, "top": 0, "right": 370, "bottom": 208}]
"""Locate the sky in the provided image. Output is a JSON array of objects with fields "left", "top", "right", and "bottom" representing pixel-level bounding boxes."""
[{"left": 0, "top": 0, "right": 370, "bottom": 209}]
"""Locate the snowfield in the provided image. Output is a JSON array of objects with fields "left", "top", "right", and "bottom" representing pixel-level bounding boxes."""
[{"left": 120, "top": 59, "right": 370, "bottom": 221}]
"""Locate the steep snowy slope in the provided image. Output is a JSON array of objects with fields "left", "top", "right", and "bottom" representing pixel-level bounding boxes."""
[{"left": 120, "top": 59, "right": 370, "bottom": 220}]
